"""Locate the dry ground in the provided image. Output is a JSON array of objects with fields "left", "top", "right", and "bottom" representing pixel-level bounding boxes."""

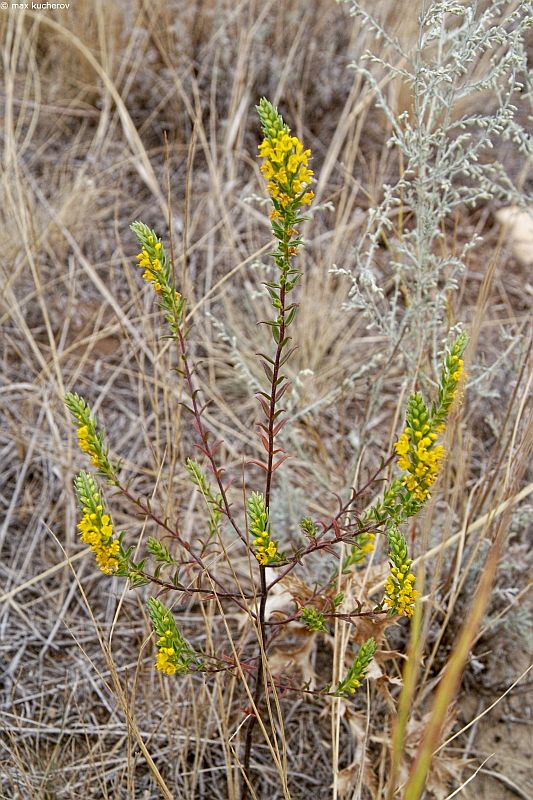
[{"left": 1, "top": 2, "right": 532, "bottom": 799}]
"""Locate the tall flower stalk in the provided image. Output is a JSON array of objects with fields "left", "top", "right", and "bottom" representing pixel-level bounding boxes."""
[{"left": 241, "top": 99, "right": 315, "bottom": 794}]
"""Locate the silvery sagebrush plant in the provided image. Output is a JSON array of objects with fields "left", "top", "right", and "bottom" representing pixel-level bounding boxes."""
[
  {"left": 64, "top": 99, "right": 467, "bottom": 795},
  {"left": 335, "top": 0, "right": 531, "bottom": 377}
]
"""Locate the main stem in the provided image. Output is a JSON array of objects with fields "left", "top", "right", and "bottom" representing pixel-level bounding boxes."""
[{"left": 241, "top": 260, "right": 289, "bottom": 798}]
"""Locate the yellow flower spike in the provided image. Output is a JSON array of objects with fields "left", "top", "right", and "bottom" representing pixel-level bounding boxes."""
[
  {"left": 148, "top": 598, "right": 202, "bottom": 676},
  {"left": 131, "top": 222, "right": 185, "bottom": 336},
  {"left": 384, "top": 527, "right": 419, "bottom": 618},
  {"left": 65, "top": 393, "right": 116, "bottom": 480},
  {"left": 431, "top": 332, "right": 468, "bottom": 427},
  {"left": 74, "top": 472, "right": 122, "bottom": 575},
  {"left": 247, "top": 491, "right": 281, "bottom": 566},
  {"left": 392, "top": 391, "right": 447, "bottom": 508},
  {"left": 257, "top": 99, "right": 313, "bottom": 222}
]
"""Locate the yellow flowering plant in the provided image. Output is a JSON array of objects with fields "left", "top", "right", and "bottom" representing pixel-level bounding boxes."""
[
  {"left": 384, "top": 527, "right": 419, "bottom": 618},
  {"left": 73, "top": 472, "right": 126, "bottom": 576},
  {"left": 65, "top": 393, "right": 116, "bottom": 480},
  {"left": 63, "top": 99, "right": 468, "bottom": 796},
  {"left": 147, "top": 598, "right": 203, "bottom": 676}
]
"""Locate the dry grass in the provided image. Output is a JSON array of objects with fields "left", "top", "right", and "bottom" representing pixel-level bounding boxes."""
[{"left": 1, "top": 2, "right": 532, "bottom": 799}]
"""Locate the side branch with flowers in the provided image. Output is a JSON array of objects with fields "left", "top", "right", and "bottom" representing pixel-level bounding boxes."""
[{"left": 63, "top": 99, "right": 467, "bottom": 796}]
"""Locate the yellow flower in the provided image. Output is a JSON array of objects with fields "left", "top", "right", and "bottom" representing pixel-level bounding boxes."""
[
  {"left": 258, "top": 139, "right": 274, "bottom": 158},
  {"left": 394, "top": 433, "right": 410, "bottom": 456},
  {"left": 287, "top": 154, "right": 300, "bottom": 173},
  {"left": 76, "top": 425, "right": 102, "bottom": 469},
  {"left": 156, "top": 650, "right": 178, "bottom": 675},
  {"left": 258, "top": 129, "right": 314, "bottom": 211},
  {"left": 260, "top": 161, "right": 275, "bottom": 179},
  {"left": 266, "top": 541, "right": 277, "bottom": 558}
]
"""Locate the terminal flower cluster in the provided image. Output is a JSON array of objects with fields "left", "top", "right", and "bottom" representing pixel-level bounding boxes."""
[
  {"left": 393, "top": 332, "right": 467, "bottom": 505},
  {"left": 77, "top": 425, "right": 99, "bottom": 468},
  {"left": 130, "top": 221, "right": 183, "bottom": 335},
  {"left": 137, "top": 240, "right": 165, "bottom": 294},
  {"left": 74, "top": 472, "right": 121, "bottom": 575},
  {"left": 257, "top": 98, "right": 314, "bottom": 215},
  {"left": 258, "top": 133, "right": 314, "bottom": 210},
  {"left": 147, "top": 598, "right": 202, "bottom": 676},
  {"left": 431, "top": 333, "right": 467, "bottom": 432},
  {"left": 132, "top": 222, "right": 179, "bottom": 299},
  {"left": 384, "top": 526, "right": 419, "bottom": 618},
  {"left": 247, "top": 491, "right": 280, "bottom": 565},
  {"left": 395, "top": 394, "right": 445, "bottom": 503},
  {"left": 65, "top": 392, "right": 115, "bottom": 479}
]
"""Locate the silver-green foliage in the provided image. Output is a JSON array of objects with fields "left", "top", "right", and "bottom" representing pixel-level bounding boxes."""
[{"left": 337, "top": 0, "right": 531, "bottom": 363}]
